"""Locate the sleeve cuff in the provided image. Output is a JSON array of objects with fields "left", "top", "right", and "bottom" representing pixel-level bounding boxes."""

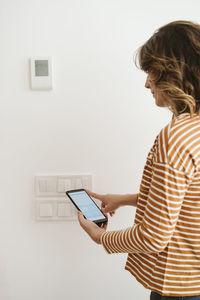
[{"left": 101, "top": 231, "right": 114, "bottom": 254}]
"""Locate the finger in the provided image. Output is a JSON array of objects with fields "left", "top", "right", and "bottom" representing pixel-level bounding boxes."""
[
  {"left": 77, "top": 211, "right": 89, "bottom": 228},
  {"left": 77, "top": 211, "right": 84, "bottom": 225},
  {"left": 77, "top": 211, "right": 96, "bottom": 230},
  {"left": 110, "top": 211, "right": 115, "bottom": 217},
  {"left": 86, "top": 189, "right": 104, "bottom": 201},
  {"left": 101, "top": 206, "right": 107, "bottom": 214},
  {"left": 101, "top": 202, "right": 105, "bottom": 210},
  {"left": 101, "top": 205, "right": 109, "bottom": 214}
]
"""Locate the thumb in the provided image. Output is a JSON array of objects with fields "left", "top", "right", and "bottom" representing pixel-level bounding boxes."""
[{"left": 77, "top": 211, "right": 85, "bottom": 225}]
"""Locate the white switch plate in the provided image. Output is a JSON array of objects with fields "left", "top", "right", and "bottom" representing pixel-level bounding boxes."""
[
  {"left": 34, "top": 174, "right": 92, "bottom": 222},
  {"left": 57, "top": 203, "right": 71, "bottom": 217},
  {"left": 35, "top": 174, "right": 92, "bottom": 197},
  {"left": 39, "top": 203, "right": 53, "bottom": 217},
  {"left": 36, "top": 200, "right": 77, "bottom": 221},
  {"left": 57, "top": 179, "right": 71, "bottom": 193}
]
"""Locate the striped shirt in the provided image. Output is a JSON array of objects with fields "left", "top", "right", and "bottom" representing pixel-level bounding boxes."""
[{"left": 101, "top": 113, "right": 200, "bottom": 297}]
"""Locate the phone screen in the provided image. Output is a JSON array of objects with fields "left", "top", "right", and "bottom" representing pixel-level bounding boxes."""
[{"left": 67, "top": 190, "right": 106, "bottom": 222}]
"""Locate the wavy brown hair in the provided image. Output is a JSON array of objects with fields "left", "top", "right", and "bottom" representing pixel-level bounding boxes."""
[{"left": 137, "top": 20, "right": 200, "bottom": 116}]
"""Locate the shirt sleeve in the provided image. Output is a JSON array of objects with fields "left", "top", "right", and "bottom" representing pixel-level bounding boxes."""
[
  {"left": 101, "top": 162, "right": 189, "bottom": 254},
  {"left": 101, "top": 124, "right": 193, "bottom": 254}
]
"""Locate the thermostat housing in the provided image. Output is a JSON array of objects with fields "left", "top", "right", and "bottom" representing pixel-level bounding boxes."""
[{"left": 30, "top": 57, "right": 53, "bottom": 90}]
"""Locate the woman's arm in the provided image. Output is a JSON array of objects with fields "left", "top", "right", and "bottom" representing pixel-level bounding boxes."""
[
  {"left": 86, "top": 190, "right": 138, "bottom": 214},
  {"left": 120, "top": 193, "right": 138, "bottom": 207},
  {"left": 77, "top": 192, "right": 138, "bottom": 245}
]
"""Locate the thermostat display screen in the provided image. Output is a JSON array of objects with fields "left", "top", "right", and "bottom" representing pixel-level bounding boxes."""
[{"left": 35, "top": 60, "right": 49, "bottom": 76}]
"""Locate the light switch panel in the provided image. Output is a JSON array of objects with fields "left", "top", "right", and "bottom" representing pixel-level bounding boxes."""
[
  {"left": 34, "top": 174, "right": 92, "bottom": 222},
  {"left": 39, "top": 203, "right": 53, "bottom": 217},
  {"left": 57, "top": 178, "right": 71, "bottom": 193},
  {"left": 35, "top": 174, "right": 92, "bottom": 197},
  {"left": 57, "top": 203, "right": 71, "bottom": 217},
  {"left": 36, "top": 200, "right": 77, "bottom": 221}
]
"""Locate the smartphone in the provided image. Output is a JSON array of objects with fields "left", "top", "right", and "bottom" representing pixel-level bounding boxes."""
[{"left": 66, "top": 189, "right": 107, "bottom": 226}]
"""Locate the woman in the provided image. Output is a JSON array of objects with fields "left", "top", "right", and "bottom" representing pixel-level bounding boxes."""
[{"left": 78, "top": 20, "right": 200, "bottom": 299}]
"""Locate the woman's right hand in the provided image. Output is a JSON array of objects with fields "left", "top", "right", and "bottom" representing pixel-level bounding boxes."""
[{"left": 86, "top": 190, "right": 124, "bottom": 216}]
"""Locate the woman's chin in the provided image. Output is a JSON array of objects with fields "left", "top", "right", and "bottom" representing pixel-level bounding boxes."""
[{"left": 155, "top": 99, "right": 168, "bottom": 107}]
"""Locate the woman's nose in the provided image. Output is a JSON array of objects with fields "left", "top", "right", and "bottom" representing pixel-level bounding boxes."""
[{"left": 145, "top": 77, "right": 150, "bottom": 89}]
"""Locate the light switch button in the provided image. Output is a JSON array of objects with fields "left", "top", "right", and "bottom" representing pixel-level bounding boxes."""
[
  {"left": 39, "top": 204, "right": 53, "bottom": 217},
  {"left": 75, "top": 178, "right": 82, "bottom": 189},
  {"left": 58, "top": 203, "right": 71, "bottom": 217},
  {"left": 39, "top": 180, "right": 47, "bottom": 192},
  {"left": 57, "top": 179, "right": 71, "bottom": 193},
  {"left": 63, "top": 179, "right": 71, "bottom": 191}
]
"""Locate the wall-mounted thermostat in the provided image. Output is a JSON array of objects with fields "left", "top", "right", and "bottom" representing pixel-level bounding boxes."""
[{"left": 30, "top": 57, "right": 53, "bottom": 90}]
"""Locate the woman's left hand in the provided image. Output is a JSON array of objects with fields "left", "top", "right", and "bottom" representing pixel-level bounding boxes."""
[{"left": 77, "top": 211, "right": 107, "bottom": 244}]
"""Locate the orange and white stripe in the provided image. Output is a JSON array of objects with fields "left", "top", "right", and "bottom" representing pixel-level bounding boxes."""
[{"left": 101, "top": 113, "right": 200, "bottom": 297}]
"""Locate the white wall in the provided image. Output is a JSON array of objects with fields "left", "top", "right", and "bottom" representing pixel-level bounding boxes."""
[{"left": 1, "top": 1, "right": 200, "bottom": 299}]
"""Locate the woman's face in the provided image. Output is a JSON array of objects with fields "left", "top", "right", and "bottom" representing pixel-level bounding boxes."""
[{"left": 145, "top": 72, "right": 169, "bottom": 107}]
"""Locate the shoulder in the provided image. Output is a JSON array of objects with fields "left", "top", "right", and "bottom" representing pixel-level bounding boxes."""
[
  {"left": 154, "top": 119, "right": 172, "bottom": 164},
  {"left": 151, "top": 113, "right": 200, "bottom": 160},
  {"left": 168, "top": 113, "right": 200, "bottom": 155},
  {"left": 168, "top": 113, "right": 199, "bottom": 144},
  {"left": 167, "top": 113, "right": 200, "bottom": 172}
]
